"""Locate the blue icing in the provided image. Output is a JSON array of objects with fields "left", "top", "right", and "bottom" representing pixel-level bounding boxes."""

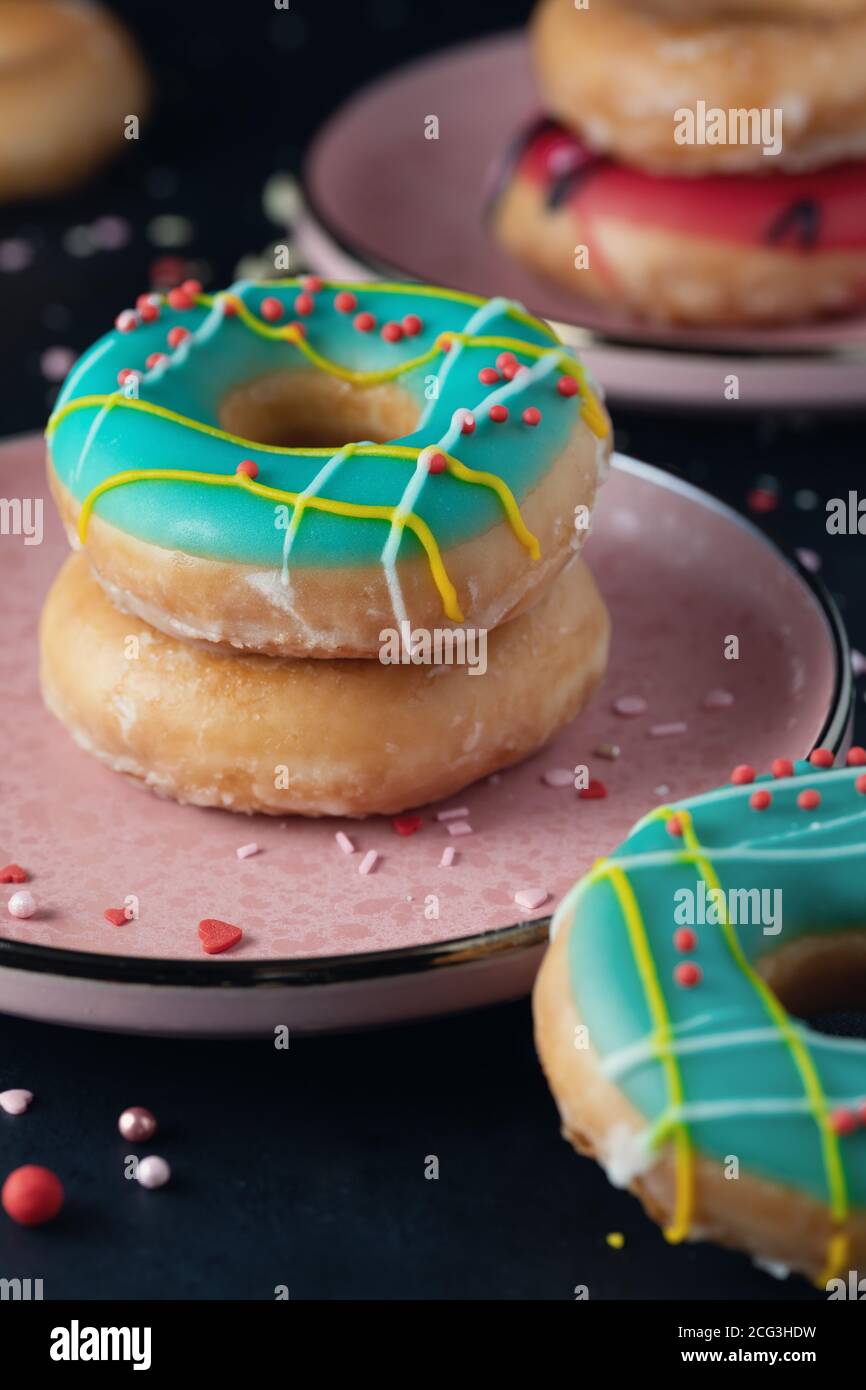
[{"left": 48, "top": 280, "right": 586, "bottom": 569}]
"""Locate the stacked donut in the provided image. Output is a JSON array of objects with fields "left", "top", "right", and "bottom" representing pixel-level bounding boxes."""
[
  {"left": 491, "top": 0, "right": 866, "bottom": 325},
  {"left": 41, "top": 277, "right": 612, "bottom": 817}
]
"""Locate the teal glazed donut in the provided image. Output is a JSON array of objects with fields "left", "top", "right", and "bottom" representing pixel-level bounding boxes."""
[
  {"left": 533, "top": 749, "right": 866, "bottom": 1285},
  {"left": 45, "top": 277, "right": 610, "bottom": 658}
]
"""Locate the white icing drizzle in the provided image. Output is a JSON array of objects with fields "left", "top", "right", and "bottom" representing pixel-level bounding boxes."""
[
  {"left": 280, "top": 443, "right": 356, "bottom": 594},
  {"left": 602, "top": 1025, "right": 866, "bottom": 1084}
]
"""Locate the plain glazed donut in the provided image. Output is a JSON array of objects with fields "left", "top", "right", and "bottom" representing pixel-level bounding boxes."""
[
  {"left": 531, "top": 0, "right": 866, "bottom": 174},
  {"left": 40, "top": 551, "right": 610, "bottom": 818},
  {"left": 534, "top": 754, "right": 866, "bottom": 1286},
  {"left": 0, "top": 0, "right": 150, "bottom": 201},
  {"left": 46, "top": 278, "right": 610, "bottom": 659},
  {"left": 490, "top": 119, "right": 866, "bottom": 325}
]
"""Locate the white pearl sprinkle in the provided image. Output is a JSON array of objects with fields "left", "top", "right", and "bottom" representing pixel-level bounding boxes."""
[
  {"left": 136, "top": 1155, "right": 171, "bottom": 1190},
  {"left": 7, "top": 890, "right": 36, "bottom": 919}
]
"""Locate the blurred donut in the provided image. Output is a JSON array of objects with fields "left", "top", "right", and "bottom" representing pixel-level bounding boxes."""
[
  {"left": 490, "top": 119, "right": 866, "bottom": 325},
  {"left": 531, "top": 0, "right": 866, "bottom": 174},
  {"left": 0, "top": 0, "right": 150, "bottom": 200}
]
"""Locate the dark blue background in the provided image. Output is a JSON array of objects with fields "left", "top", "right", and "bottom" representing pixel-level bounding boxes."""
[{"left": 0, "top": 0, "right": 863, "bottom": 1300}]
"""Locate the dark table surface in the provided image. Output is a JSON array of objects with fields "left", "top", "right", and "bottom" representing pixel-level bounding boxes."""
[{"left": 0, "top": 0, "right": 863, "bottom": 1301}]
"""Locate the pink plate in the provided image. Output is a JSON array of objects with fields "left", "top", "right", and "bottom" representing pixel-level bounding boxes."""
[
  {"left": 0, "top": 435, "right": 849, "bottom": 1034},
  {"left": 301, "top": 30, "right": 866, "bottom": 410}
]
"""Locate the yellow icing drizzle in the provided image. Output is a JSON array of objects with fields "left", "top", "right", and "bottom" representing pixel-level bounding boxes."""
[
  {"left": 672, "top": 806, "right": 850, "bottom": 1287},
  {"left": 601, "top": 862, "right": 695, "bottom": 1244},
  {"left": 76, "top": 466, "right": 464, "bottom": 622}
]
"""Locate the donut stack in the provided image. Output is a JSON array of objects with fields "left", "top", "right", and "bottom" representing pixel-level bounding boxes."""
[
  {"left": 491, "top": 0, "right": 866, "bottom": 325},
  {"left": 41, "top": 278, "right": 612, "bottom": 818}
]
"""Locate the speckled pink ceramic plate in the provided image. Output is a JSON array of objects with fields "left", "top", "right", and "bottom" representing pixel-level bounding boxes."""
[
  {"left": 301, "top": 31, "right": 866, "bottom": 409},
  {"left": 0, "top": 436, "right": 849, "bottom": 1034}
]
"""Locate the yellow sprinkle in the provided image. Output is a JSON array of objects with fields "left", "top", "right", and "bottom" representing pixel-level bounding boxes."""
[{"left": 606, "top": 1232, "right": 625, "bottom": 1250}]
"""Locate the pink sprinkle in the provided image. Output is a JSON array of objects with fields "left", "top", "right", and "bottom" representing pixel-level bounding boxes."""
[
  {"left": 439, "top": 846, "right": 457, "bottom": 868},
  {"left": 335, "top": 831, "right": 355, "bottom": 855},
  {"left": 358, "top": 850, "right": 379, "bottom": 876},
  {"left": 701, "top": 688, "right": 734, "bottom": 711},
  {"left": 542, "top": 768, "right": 574, "bottom": 788},
  {"left": 447, "top": 821, "right": 473, "bottom": 837},
  {"left": 649, "top": 722, "right": 688, "bottom": 738},
  {"left": 0, "top": 1089, "right": 32, "bottom": 1116},
  {"left": 796, "top": 548, "right": 821, "bottom": 574},
  {"left": 514, "top": 888, "right": 550, "bottom": 912},
  {"left": 40, "top": 346, "right": 76, "bottom": 382},
  {"left": 0, "top": 238, "right": 33, "bottom": 272},
  {"left": 436, "top": 806, "right": 470, "bottom": 822},
  {"left": 613, "top": 695, "right": 647, "bottom": 718},
  {"left": 236, "top": 843, "right": 259, "bottom": 860}
]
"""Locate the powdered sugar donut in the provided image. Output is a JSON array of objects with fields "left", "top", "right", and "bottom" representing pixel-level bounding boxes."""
[
  {"left": 40, "top": 551, "right": 610, "bottom": 818},
  {"left": 531, "top": 0, "right": 866, "bottom": 174},
  {"left": 534, "top": 753, "right": 866, "bottom": 1285},
  {"left": 490, "top": 119, "right": 866, "bottom": 325},
  {"left": 46, "top": 278, "right": 610, "bottom": 659},
  {"left": 0, "top": 0, "right": 150, "bottom": 201}
]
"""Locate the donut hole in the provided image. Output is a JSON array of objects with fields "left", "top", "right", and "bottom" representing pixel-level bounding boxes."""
[
  {"left": 218, "top": 369, "right": 419, "bottom": 449},
  {"left": 759, "top": 930, "right": 866, "bottom": 1019}
]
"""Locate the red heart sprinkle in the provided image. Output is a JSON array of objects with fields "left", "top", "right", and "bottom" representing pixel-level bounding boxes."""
[
  {"left": 103, "top": 908, "right": 128, "bottom": 926},
  {"left": 0, "top": 864, "right": 27, "bottom": 883},
  {"left": 392, "top": 814, "right": 422, "bottom": 836},
  {"left": 198, "top": 919, "right": 243, "bottom": 955},
  {"left": 578, "top": 779, "right": 607, "bottom": 800}
]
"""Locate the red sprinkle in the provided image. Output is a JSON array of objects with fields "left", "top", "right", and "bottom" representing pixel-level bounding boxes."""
[
  {"left": 439, "top": 336, "right": 452, "bottom": 353},
  {"left": 459, "top": 411, "right": 476, "bottom": 435},
  {"left": 489, "top": 404, "right": 509, "bottom": 423},
  {"left": 501, "top": 361, "right": 520, "bottom": 380},
  {"left": 731, "top": 764, "right": 756, "bottom": 786},
  {"left": 0, "top": 864, "right": 27, "bottom": 884},
  {"left": 830, "top": 1108, "right": 858, "bottom": 1137},
  {"left": 381, "top": 321, "right": 403, "bottom": 342},
  {"left": 392, "top": 814, "right": 422, "bottom": 836},
  {"left": 145, "top": 352, "right": 167, "bottom": 370},
  {"left": 114, "top": 310, "right": 137, "bottom": 333},
  {"left": 294, "top": 292, "right": 315, "bottom": 317},
  {"left": 2, "top": 1166, "right": 64, "bottom": 1227},
  {"left": 198, "top": 919, "right": 243, "bottom": 955},
  {"left": 103, "top": 908, "right": 127, "bottom": 927},
  {"left": 666, "top": 816, "right": 684, "bottom": 838},
  {"left": 771, "top": 758, "right": 794, "bottom": 779},
  {"left": 402, "top": 313, "right": 423, "bottom": 336},
  {"left": 747, "top": 487, "right": 779, "bottom": 515},
  {"left": 138, "top": 301, "right": 160, "bottom": 323},
  {"left": 674, "top": 962, "right": 702, "bottom": 989},
  {"left": 117, "top": 368, "right": 137, "bottom": 386},
  {"left": 221, "top": 296, "right": 237, "bottom": 316},
  {"left": 478, "top": 367, "right": 500, "bottom": 385},
  {"left": 236, "top": 459, "right": 259, "bottom": 480},
  {"left": 496, "top": 352, "right": 517, "bottom": 371},
  {"left": 334, "top": 290, "right": 357, "bottom": 314},
  {"left": 301, "top": 275, "right": 323, "bottom": 294},
  {"left": 522, "top": 407, "right": 542, "bottom": 426},
  {"left": 354, "top": 311, "right": 376, "bottom": 333},
  {"left": 847, "top": 746, "right": 866, "bottom": 767},
  {"left": 182, "top": 278, "right": 203, "bottom": 297},
  {"left": 426, "top": 452, "right": 447, "bottom": 475},
  {"left": 797, "top": 789, "right": 821, "bottom": 811},
  {"left": 856, "top": 773, "right": 866, "bottom": 795},
  {"left": 288, "top": 321, "right": 306, "bottom": 339},
  {"left": 673, "top": 927, "right": 697, "bottom": 953},
  {"left": 809, "top": 748, "right": 834, "bottom": 768},
  {"left": 260, "top": 296, "right": 284, "bottom": 322},
  {"left": 750, "top": 790, "right": 772, "bottom": 811},
  {"left": 167, "top": 287, "right": 193, "bottom": 310},
  {"left": 167, "top": 326, "right": 190, "bottom": 349},
  {"left": 557, "top": 375, "right": 579, "bottom": 397},
  {"left": 578, "top": 779, "right": 607, "bottom": 800}
]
